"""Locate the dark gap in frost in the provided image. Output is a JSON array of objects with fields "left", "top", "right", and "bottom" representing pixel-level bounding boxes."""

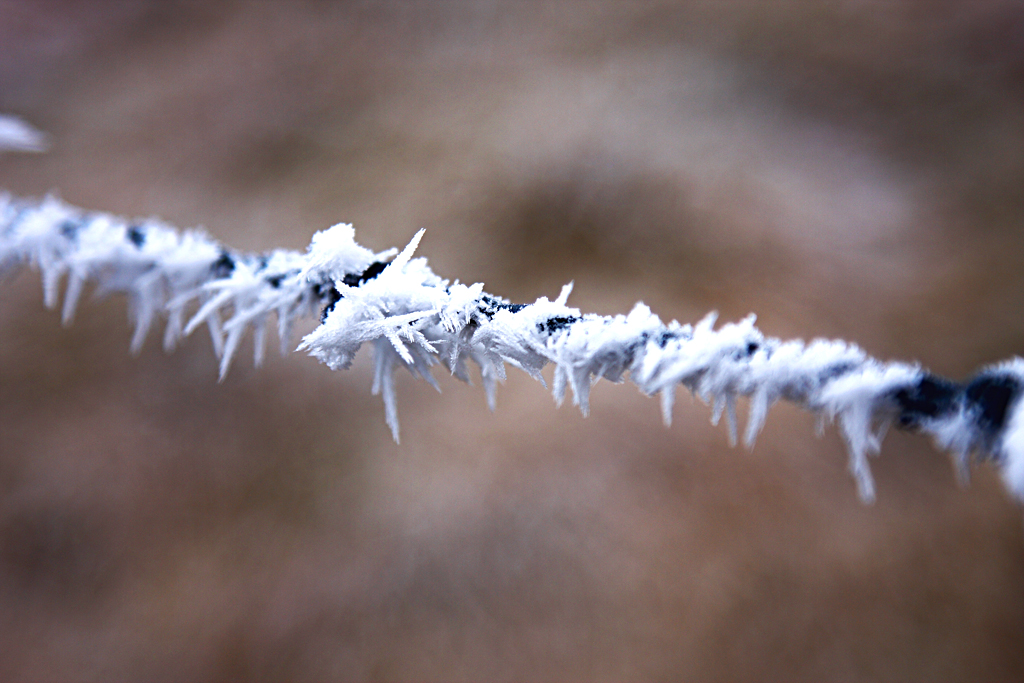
[
  {"left": 342, "top": 260, "right": 388, "bottom": 287},
  {"left": 315, "top": 282, "right": 342, "bottom": 322},
  {"left": 126, "top": 225, "right": 145, "bottom": 248},
  {"left": 819, "top": 362, "right": 858, "bottom": 382},
  {"left": 319, "top": 261, "right": 391, "bottom": 321},
  {"left": 211, "top": 250, "right": 235, "bottom": 278},
  {"left": 59, "top": 219, "right": 81, "bottom": 238},
  {"left": 477, "top": 294, "right": 526, "bottom": 320},
  {"left": 965, "top": 373, "right": 1020, "bottom": 436},
  {"left": 892, "top": 374, "right": 961, "bottom": 429},
  {"left": 537, "top": 315, "right": 579, "bottom": 334}
]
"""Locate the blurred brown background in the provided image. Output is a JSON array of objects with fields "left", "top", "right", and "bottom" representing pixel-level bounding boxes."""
[{"left": 1, "top": 1, "right": 1023, "bottom": 680}]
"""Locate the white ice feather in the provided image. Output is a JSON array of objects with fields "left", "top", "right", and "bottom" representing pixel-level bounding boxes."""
[{"left": 0, "top": 115, "right": 48, "bottom": 153}]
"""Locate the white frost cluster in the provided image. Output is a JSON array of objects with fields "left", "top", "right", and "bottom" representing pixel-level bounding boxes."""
[{"left": 2, "top": 192, "right": 1022, "bottom": 504}]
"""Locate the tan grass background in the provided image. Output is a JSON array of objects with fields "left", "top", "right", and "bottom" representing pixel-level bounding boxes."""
[{"left": 1, "top": 1, "right": 1023, "bottom": 680}]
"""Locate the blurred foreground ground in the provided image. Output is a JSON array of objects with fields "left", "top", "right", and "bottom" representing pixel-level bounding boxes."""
[{"left": 1, "top": 1, "right": 1023, "bottom": 680}]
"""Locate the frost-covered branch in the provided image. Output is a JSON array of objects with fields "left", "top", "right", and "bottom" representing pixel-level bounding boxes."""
[{"left": 1, "top": 191, "right": 1021, "bottom": 505}]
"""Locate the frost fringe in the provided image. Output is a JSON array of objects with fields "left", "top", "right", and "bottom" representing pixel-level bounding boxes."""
[{"left": 2, "top": 192, "right": 1021, "bottom": 504}]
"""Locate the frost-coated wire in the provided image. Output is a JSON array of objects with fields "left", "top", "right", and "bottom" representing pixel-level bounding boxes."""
[{"left": 2, "top": 191, "right": 1022, "bottom": 505}]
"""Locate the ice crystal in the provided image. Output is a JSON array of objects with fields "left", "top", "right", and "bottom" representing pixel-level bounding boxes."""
[{"left": 0, "top": 115, "right": 48, "bottom": 153}]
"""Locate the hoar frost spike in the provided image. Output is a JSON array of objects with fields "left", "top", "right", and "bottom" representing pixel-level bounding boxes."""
[{"left": 1, "top": 191, "right": 1022, "bottom": 505}]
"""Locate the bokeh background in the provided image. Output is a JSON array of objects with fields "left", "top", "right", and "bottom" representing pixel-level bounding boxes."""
[{"left": 1, "top": 1, "right": 1023, "bottom": 680}]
